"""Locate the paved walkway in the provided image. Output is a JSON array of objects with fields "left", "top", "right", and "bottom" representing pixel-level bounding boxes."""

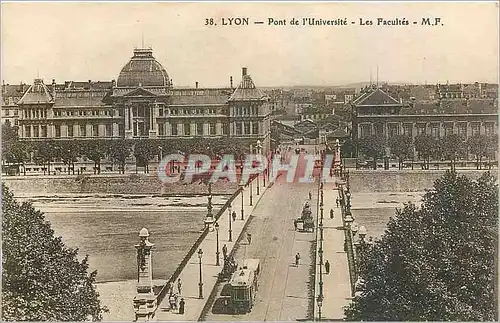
[
  {"left": 314, "top": 182, "right": 351, "bottom": 320},
  {"left": 155, "top": 174, "right": 270, "bottom": 321}
]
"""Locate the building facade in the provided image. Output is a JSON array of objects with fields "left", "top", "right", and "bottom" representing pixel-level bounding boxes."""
[
  {"left": 3, "top": 48, "right": 272, "bottom": 152},
  {"left": 352, "top": 86, "right": 498, "bottom": 157}
]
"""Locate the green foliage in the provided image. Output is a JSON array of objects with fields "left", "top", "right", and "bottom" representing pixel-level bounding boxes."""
[
  {"left": 414, "top": 134, "right": 437, "bottom": 169},
  {"left": 442, "top": 134, "right": 466, "bottom": 170},
  {"left": 1, "top": 184, "right": 107, "bottom": 321},
  {"left": 133, "top": 139, "right": 160, "bottom": 172},
  {"left": 389, "top": 135, "right": 413, "bottom": 169},
  {"left": 344, "top": 171, "right": 498, "bottom": 321}
]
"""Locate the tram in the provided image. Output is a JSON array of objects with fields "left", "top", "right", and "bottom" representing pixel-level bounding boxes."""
[{"left": 229, "top": 258, "right": 261, "bottom": 314}]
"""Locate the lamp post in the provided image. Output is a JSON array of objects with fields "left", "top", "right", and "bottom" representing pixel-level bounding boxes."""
[
  {"left": 249, "top": 144, "right": 253, "bottom": 206},
  {"left": 344, "top": 209, "right": 356, "bottom": 296},
  {"left": 346, "top": 191, "right": 351, "bottom": 209},
  {"left": 215, "top": 222, "right": 220, "bottom": 266},
  {"left": 319, "top": 222, "right": 324, "bottom": 241},
  {"left": 228, "top": 204, "right": 233, "bottom": 242},
  {"left": 256, "top": 140, "right": 262, "bottom": 195},
  {"left": 198, "top": 248, "right": 204, "bottom": 299},
  {"left": 240, "top": 185, "right": 244, "bottom": 220}
]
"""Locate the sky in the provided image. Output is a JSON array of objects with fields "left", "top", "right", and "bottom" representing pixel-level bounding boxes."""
[{"left": 1, "top": 1, "right": 499, "bottom": 87}]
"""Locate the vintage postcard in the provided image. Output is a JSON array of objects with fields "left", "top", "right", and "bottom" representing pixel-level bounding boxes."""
[{"left": 1, "top": 1, "right": 498, "bottom": 322}]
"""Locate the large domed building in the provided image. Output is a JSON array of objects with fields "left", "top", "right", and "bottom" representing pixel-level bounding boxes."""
[{"left": 10, "top": 47, "right": 272, "bottom": 154}]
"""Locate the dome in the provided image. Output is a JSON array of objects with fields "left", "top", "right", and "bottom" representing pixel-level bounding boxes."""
[
  {"left": 117, "top": 48, "right": 169, "bottom": 87},
  {"left": 139, "top": 228, "right": 150, "bottom": 237}
]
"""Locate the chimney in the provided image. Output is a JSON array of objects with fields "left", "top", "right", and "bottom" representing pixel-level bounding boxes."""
[
  {"left": 111, "top": 79, "right": 116, "bottom": 87},
  {"left": 242, "top": 67, "right": 247, "bottom": 77},
  {"left": 52, "top": 79, "right": 56, "bottom": 94},
  {"left": 230, "top": 76, "right": 233, "bottom": 89},
  {"left": 195, "top": 81, "right": 199, "bottom": 89}
]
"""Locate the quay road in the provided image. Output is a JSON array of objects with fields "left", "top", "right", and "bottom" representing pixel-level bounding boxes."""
[{"left": 205, "top": 149, "right": 321, "bottom": 321}]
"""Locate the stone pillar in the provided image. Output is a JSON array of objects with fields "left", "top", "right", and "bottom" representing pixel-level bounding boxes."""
[
  {"left": 149, "top": 104, "right": 157, "bottom": 139},
  {"left": 125, "top": 104, "right": 133, "bottom": 139},
  {"left": 113, "top": 123, "right": 119, "bottom": 137},
  {"left": 216, "top": 122, "right": 222, "bottom": 135},
  {"left": 133, "top": 228, "right": 157, "bottom": 322}
]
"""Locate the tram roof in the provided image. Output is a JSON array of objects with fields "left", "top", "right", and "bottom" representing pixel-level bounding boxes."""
[
  {"left": 243, "top": 259, "right": 260, "bottom": 271},
  {"left": 230, "top": 268, "right": 254, "bottom": 287}
]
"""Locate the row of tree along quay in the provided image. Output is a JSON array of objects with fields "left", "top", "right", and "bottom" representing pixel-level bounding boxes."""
[
  {"left": 1, "top": 121, "right": 252, "bottom": 176},
  {"left": 356, "top": 133, "right": 498, "bottom": 170}
]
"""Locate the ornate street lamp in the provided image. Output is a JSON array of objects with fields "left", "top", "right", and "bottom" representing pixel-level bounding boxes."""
[
  {"left": 198, "top": 248, "right": 204, "bottom": 299},
  {"left": 228, "top": 204, "right": 233, "bottom": 242},
  {"left": 240, "top": 184, "right": 244, "bottom": 220},
  {"left": 346, "top": 191, "right": 351, "bottom": 209},
  {"left": 249, "top": 144, "right": 253, "bottom": 206},
  {"left": 215, "top": 222, "right": 220, "bottom": 266},
  {"left": 358, "top": 225, "right": 367, "bottom": 243},
  {"left": 256, "top": 140, "right": 262, "bottom": 195},
  {"left": 319, "top": 222, "right": 324, "bottom": 241}
]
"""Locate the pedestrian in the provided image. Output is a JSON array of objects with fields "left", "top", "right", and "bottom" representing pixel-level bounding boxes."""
[
  {"left": 336, "top": 197, "right": 339, "bottom": 208},
  {"left": 330, "top": 208, "right": 334, "bottom": 219},
  {"left": 232, "top": 211, "right": 236, "bottom": 222},
  {"left": 178, "top": 298, "right": 185, "bottom": 314},
  {"left": 169, "top": 293, "right": 176, "bottom": 310},
  {"left": 247, "top": 232, "right": 252, "bottom": 244},
  {"left": 293, "top": 219, "right": 298, "bottom": 231},
  {"left": 222, "top": 244, "right": 228, "bottom": 259},
  {"left": 325, "top": 260, "right": 330, "bottom": 274},
  {"left": 174, "top": 293, "right": 179, "bottom": 309},
  {"left": 177, "top": 278, "right": 182, "bottom": 295},
  {"left": 295, "top": 253, "right": 301, "bottom": 266},
  {"left": 309, "top": 191, "right": 312, "bottom": 200}
]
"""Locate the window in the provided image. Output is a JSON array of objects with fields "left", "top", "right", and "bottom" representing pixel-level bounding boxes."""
[
  {"left": 158, "top": 123, "right": 165, "bottom": 136},
  {"left": 485, "top": 123, "right": 494, "bottom": 136},
  {"left": 444, "top": 123, "right": 453, "bottom": 137},
  {"left": 471, "top": 123, "right": 480, "bottom": 136},
  {"left": 416, "top": 124, "right": 426, "bottom": 136},
  {"left": 159, "top": 108, "right": 164, "bottom": 117},
  {"left": 92, "top": 124, "right": 99, "bottom": 137},
  {"left": 25, "top": 125, "right": 31, "bottom": 137},
  {"left": 402, "top": 124, "right": 413, "bottom": 137},
  {"left": 41, "top": 125, "right": 47, "bottom": 138},
  {"left": 105, "top": 124, "right": 112, "bottom": 137},
  {"left": 235, "top": 122, "right": 242, "bottom": 135},
  {"left": 4, "top": 109, "right": 9, "bottom": 116},
  {"left": 374, "top": 123, "right": 383, "bottom": 136},
  {"left": 209, "top": 123, "right": 216, "bottom": 135},
  {"left": 431, "top": 124, "right": 440, "bottom": 137},
  {"left": 171, "top": 123, "right": 178, "bottom": 136},
  {"left": 388, "top": 123, "right": 399, "bottom": 137},
  {"left": 54, "top": 125, "right": 61, "bottom": 138},
  {"left": 244, "top": 122, "right": 250, "bottom": 134},
  {"left": 359, "top": 124, "right": 371, "bottom": 138},
  {"left": 119, "top": 124, "right": 125, "bottom": 136},
  {"left": 184, "top": 123, "right": 191, "bottom": 136},
  {"left": 67, "top": 124, "right": 74, "bottom": 137},
  {"left": 252, "top": 122, "right": 259, "bottom": 135},
  {"left": 457, "top": 123, "right": 467, "bottom": 137},
  {"left": 80, "top": 125, "right": 86, "bottom": 137},
  {"left": 222, "top": 123, "right": 229, "bottom": 135},
  {"left": 33, "top": 125, "right": 39, "bottom": 138},
  {"left": 196, "top": 123, "right": 203, "bottom": 136}
]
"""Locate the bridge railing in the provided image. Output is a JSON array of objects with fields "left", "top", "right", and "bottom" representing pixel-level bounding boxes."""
[{"left": 155, "top": 185, "right": 243, "bottom": 310}]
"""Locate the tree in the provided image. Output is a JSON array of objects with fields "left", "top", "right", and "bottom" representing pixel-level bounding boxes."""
[
  {"left": 107, "top": 139, "right": 132, "bottom": 174},
  {"left": 32, "top": 140, "right": 58, "bottom": 175},
  {"left": 1, "top": 184, "right": 108, "bottom": 321},
  {"left": 345, "top": 171, "right": 498, "bottom": 321},
  {"left": 442, "top": 134, "right": 466, "bottom": 171},
  {"left": 414, "top": 134, "right": 435, "bottom": 170},
  {"left": 468, "top": 134, "right": 488, "bottom": 169},
  {"left": 133, "top": 139, "right": 159, "bottom": 173},
  {"left": 56, "top": 140, "right": 82, "bottom": 175},
  {"left": 83, "top": 140, "right": 108, "bottom": 174},
  {"left": 388, "top": 135, "right": 413, "bottom": 170},
  {"left": 357, "top": 136, "right": 385, "bottom": 170}
]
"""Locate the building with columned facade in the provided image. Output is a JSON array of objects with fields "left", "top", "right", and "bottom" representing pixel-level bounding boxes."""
[{"left": 4, "top": 47, "right": 271, "bottom": 153}]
